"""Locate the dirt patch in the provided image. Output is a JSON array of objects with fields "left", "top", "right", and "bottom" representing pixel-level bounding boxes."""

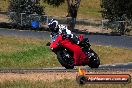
[
  {"left": 75, "top": 25, "right": 112, "bottom": 33},
  {"left": 0, "top": 71, "right": 131, "bottom": 82},
  {"left": 0, "top": 14, "right": 10, "bottom": 22},
  {"left": 0, "top": 72, "right": 76, "bottom": 82}
]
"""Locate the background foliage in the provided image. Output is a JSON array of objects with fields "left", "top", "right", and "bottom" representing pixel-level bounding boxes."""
[
  {"left": 9, "top": 0, "right": 44, "bottom": 14},
  {"left": 101, "top": 0, "right": 132, "bottom": 21},
  {"left": 8, "top": 0, "right": 44, "bottom": 25}
]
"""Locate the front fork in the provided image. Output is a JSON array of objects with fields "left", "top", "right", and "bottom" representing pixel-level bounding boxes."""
[{"left": 82, "top": 47, "right": 94, "bottom": 59}]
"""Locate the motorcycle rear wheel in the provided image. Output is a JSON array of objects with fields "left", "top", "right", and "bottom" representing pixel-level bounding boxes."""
[{"left": 57, "top": 49, "right": 74, "bottom": 69}]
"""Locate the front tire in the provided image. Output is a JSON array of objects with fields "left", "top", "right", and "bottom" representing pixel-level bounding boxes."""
[
  {"left": 57, "top": 49, "right": 74, "bottom": 69},
  {"left": 88, "top": 49, "right": 100, "bottom": 68}
]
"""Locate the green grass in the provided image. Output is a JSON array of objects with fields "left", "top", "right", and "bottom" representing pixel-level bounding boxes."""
[
  {"left": 91, "top": 45, "right": 132, "bottom": 64},
  {"left": 0, "top": 0, "right": 101, "bottom": 19},
  {"left": 0, "top": 35, "right": 60, "bottom": 68},
  {"left": 0, "top": 35, "right": 132, "bottom": 68},
  {"left": 0, "top": 79, "right": 132, "bottom": 88}
]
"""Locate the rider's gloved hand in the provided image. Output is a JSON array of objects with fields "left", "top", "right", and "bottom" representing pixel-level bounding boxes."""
[
  {"left": 62, "top": 34, "right": 67, "bottom": 39},
  {"left": 66, "top": 34, "right": 71, "bottom": 38}
]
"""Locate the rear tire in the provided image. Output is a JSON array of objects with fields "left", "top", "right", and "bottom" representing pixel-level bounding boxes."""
[{"left": 57, "top": 50, "right": 74, "bottom": 69}]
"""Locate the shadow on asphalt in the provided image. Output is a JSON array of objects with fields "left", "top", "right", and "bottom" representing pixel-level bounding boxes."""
[
  {"left": 0, "top": 22, "right": 49, "bottom": 31},
  {"left": 0, "top": 22, "right": 126, "bottom": 36}
]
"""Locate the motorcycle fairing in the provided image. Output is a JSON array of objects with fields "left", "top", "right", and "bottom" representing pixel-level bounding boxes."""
[{"left": 50, "top": 34, "right": 88, "bottom": 65}]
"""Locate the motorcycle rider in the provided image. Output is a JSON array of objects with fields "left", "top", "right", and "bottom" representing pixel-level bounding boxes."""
[
  {"left": 48, "top": 19, "right": 89, "bottom": 66},
  {"left": 48, "top": 19, "right": 80, "bottom": 44}
]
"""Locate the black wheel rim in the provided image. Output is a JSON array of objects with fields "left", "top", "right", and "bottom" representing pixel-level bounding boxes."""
[{"left": 61, "top": 50, "right": 74, "bottom": 66}]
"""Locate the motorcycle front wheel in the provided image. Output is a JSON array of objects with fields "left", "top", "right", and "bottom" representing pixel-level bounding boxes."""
[
  {"left": 57, "top": 49, "right": 74, "bottom": 69},
  {"left": 88, "top": 49, "right": 100, "bottom": 68}
]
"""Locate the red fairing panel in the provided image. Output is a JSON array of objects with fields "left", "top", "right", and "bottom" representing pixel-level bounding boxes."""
[
  {"left": 50, "top": 34, "right": 88, "bottom": 65},
  {"left": 50, "top": 35, "right": 62, "bottom": 49}
]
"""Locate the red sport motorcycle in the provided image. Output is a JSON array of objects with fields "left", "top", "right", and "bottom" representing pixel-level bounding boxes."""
[{"left": 48, "top": 33, "right": 100, "bottom": 69}]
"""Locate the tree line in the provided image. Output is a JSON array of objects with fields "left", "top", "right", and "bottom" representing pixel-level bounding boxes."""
[{"left": 8, "top": 0, "right": 132, "bottom": 34}]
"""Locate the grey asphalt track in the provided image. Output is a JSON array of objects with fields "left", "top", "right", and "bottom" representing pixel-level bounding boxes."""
[
  {"left": 0, "top": 28, "right": 132, "bottom": 48},
  {"left": 98, "top": 62, "right": 132, "bottom": 69},
  {"left": 86, "top": 34, "right": 132, "bottom": 49},
  {"left": 51, "top": 62, "right": 132, "bottom": 69}
]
